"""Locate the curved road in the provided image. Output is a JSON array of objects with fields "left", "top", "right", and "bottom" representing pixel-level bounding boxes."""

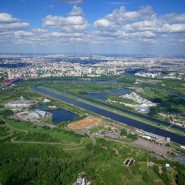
[{"left": 5, "top": 122, "right": 86, "bottom": 150}]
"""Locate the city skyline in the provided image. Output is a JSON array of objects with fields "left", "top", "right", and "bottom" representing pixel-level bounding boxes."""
[{"left": 1, "top": 0, "right": 185, "bottom": 55}]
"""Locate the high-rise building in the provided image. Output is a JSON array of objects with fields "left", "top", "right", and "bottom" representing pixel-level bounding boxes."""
[{"left": 8, "top": 69, "right": 12, "bottom": 79}]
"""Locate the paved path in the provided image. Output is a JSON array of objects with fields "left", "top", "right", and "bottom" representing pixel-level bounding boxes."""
[
  {"left": 5, "top": 122, "right": 86, "bottom": 151},
  {"left": 113, "top": 148, "right": 119, "bottom": 155},
  {"left": 5, "top": 122, "right": 28, "bottom": 134}
]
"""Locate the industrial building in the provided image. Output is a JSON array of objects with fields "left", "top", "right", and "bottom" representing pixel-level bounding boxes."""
[
  {"left": 5, "top": 96, "right": 36, "bottom": 109},
  {"left": 28, "top": 110, "right": 47, "bottom": 119},
  {"left": 5, "top": 100, "right": 36, "bottom": 108},
  {"left": 136, "top": 129, "right": 170, "bottom": 145},
  {"left": 135, "top": 105, "right": 150, "bottom": 113}
]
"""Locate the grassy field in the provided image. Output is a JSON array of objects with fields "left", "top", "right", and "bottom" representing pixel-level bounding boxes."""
[
  {"left": 0, "top": 96, "right": 185, "bottom": 184},
  {"left": 5, "top": 119, "right": 83, "bottom": 144},
  {"left": 85, "top": 142, "right": 168, "bottom": 185},
  {"left": 145, "top": 79, "right": 185, "bottom": 96},
  {"left": 0, "top": 78, "right": 185, "bottom": 185},
  {"left": 140, "top": 87, "right": 185, "bottom": 114},
  {"left": 48, "top": 80, "right": 127, "bottom": 95}
]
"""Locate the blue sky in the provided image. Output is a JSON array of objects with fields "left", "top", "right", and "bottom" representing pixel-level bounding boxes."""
[{"left": 0, "top": 0, "right": 185, "bottom": 55}]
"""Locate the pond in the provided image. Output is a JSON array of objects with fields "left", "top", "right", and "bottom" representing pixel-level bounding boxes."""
[{"left": 33, "top": 104, "right": 78, "bottom": 124}]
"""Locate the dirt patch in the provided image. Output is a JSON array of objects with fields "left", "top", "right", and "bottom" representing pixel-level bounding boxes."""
[
  {"left": 154, "top": 179, "right": 164, "bottom": 185},
  {"left": 103, "top": 125, "right": 117, "bottom": 130},
  {"left": 68, "top": 117, "right": 102, "bottom": 130},
  {"left": 147, "top": 161, "right": 155, "bottom": 167}
]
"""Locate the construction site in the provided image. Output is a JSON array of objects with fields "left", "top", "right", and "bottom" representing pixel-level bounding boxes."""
[{"left": 67, "top": 116, "right": 102, "bottom": 130}]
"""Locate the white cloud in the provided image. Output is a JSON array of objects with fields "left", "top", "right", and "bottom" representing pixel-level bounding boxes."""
[
  {"left": 123, "top": 20, "right": 160, "bottom": 33},
  {"left": 44, "top": 15, "right": 89, "bottom": 32},
  {"left": 0, "top": 22, "right": 30, "bottom": 30},
  {"left": 69, "top": 5, "right": 83, "bottom": 16},
  {"left": 32, "top": 28, "right": 48, "bottom": 33},
  {"left": 162, "top": 13, "right": 185, "bottom": 23},
  {"left": 0, "top": 13, "right": 30, "bottom": 31},
  {"left": 136, "top": 38, "right": 156, "bottom": 44},
  {"left": 94, "top": 18, "right": 116, "bottom": 30},
  {"left": 93, "top": 5, "right": 185, "bottom": 45},
  {"left": 43, "top": 6, "right": 89, "bottom": 33},
  {"left": 131, "top": 31, "right": 156, "bottom": 38},
  {"left": 0, "top": 13, "right": 18, "bottom": 23},
  {"left": 0, "top": 7, "right": 91, "bottom": 49},
  {"left": 14, "top": 31, "right": 33, "bottom": 37},
  {"left": 104, "top": 6, "right": 155, "bottom": 24},
  {"left": 124, "top": 21, "right": 185, "bottom": 33},
  {"left": 59, "top": 0, "right": 83, "bottom": 4},
  {"left": 162, "top": 23, "right": 185, "bottom": 33},
  {"left": 48, "top": 32, "right": 83, "bottom": 38},
  {"left": 1, "top": 5, "right": 185, "bottom": 54}
]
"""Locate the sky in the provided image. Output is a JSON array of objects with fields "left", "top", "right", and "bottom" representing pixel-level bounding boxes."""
[{"left": 0, "top": 0, "right": 185, "bottom": 55}]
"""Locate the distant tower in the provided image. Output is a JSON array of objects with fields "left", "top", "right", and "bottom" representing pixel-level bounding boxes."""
[{"left": 8, "top": 69, "right": 12, "bottom": 79}]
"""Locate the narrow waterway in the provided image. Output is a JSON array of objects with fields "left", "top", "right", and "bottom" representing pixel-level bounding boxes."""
[{"left": 145, "top": 86, "right": 185, "bottom": 101}]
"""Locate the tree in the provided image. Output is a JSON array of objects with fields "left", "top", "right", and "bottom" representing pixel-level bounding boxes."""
[
  {"left": 85, "top": 143, "right": 93, "bottom": 151},
  {"left": 120, "top": 128, "right": 127, "bottom": 136},
  {"left": 142, "top": 171, "right": 152, "bottom": 183},
  {"left": 176, "top": 171, "right": 185, "bottom": 185},
  {"left": 127, "top": 133, "right": 138, "bottom": 140},
  {"left": 0, "top": 119, "right": 5, "bottom": 124}
]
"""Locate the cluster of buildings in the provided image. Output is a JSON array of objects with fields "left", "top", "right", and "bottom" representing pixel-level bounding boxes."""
[
  {"left": 135, "top": 72, "right": 161, "bottom": 78},
  {"left": 121, "top": 92, "right": 156, "bottom": 107},
  {"left": 87, "top": 123, "right": 124, "bottom": 139},
  {"left": 0, "top": 55, "right": 185, "bottom": 81},
  {"left": 1, "top": 56, "right": 125, "bottom": 80},
  {"left": 5, "top": 96, "right": 50, "bottom": 122},
  {"left": 10, "top": 110, "right": 49, "bottom": 123},
  {"left": 5, "top": 62, "right": 123, "bottom": 79},
  {"left": 135, "top": 130, "right": 171, "bottom": 145},
  {"left": 74, "top": 172, "right": 91, "bottom": 185},
  {"left": 163, "top": 72, "right": 185, "bottom": 80},
  {"left": 5, "top": 96, "right": 36, "bottom": 112},
  {"left": 107, "top": 92, "right": 156, "bottom": 113},
  {"left": 158, "top": 113, "right": 185, "bottom": 127}
]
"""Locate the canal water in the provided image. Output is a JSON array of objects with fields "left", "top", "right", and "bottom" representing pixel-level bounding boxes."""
[
  {"left": 33, "top": 87, "right": 185, "bottom": 145},
  {"left": 62, "top": 89, "right": 185, "bottom": 133}
]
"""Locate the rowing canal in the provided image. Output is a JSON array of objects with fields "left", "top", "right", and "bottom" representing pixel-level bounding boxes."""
[{"left": 33, "top": 86, "right": 185, "bottom": 145}]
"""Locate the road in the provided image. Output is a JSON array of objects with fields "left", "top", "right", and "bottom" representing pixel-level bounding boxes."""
[{"left": 5, "top": 122, "right": 86, "bottom": 150}]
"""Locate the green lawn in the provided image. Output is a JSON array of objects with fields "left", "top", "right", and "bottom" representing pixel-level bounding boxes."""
[{"left": 5, "top": 119, "right": 82, "bottom": 144}]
